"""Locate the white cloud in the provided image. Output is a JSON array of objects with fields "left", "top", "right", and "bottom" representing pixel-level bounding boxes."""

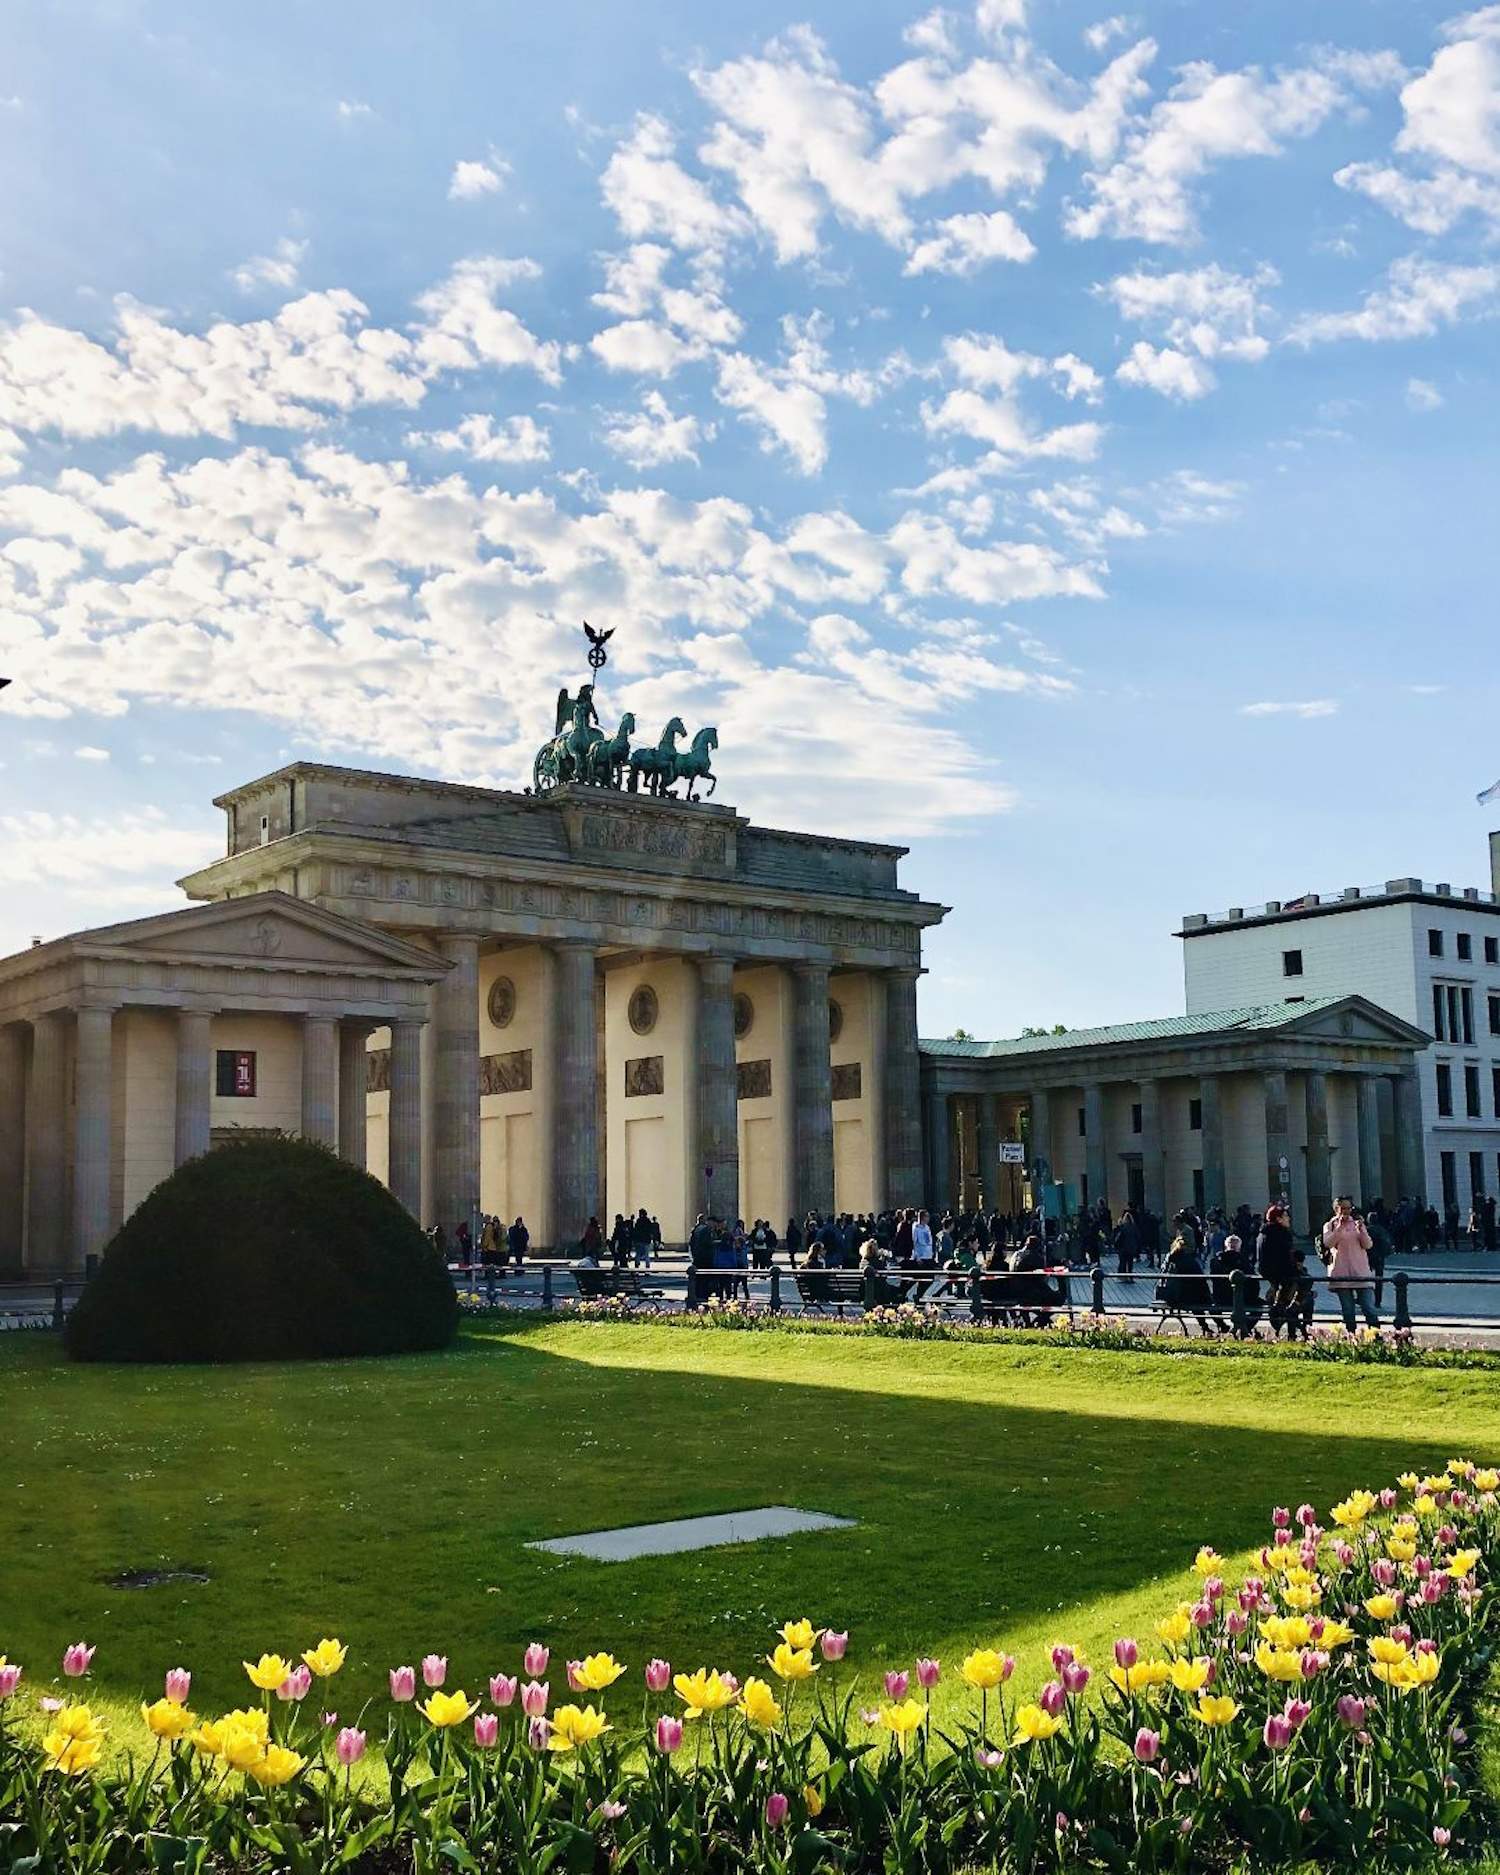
[
  {"left": 336, "top": 99, "right": 374, "bottom": 123},
  {"left": 904, "top": 10, "right": 961, "bottom": 59},
  {"left": 1151, "top": 468, "right": 1245, "bottom": 525},
  {"left": 888, "top": 510, "right": 1103, "bottom": 603},
  {"left": 0, "top": 426, "right": 24, "bottom": 476},
  {"left": 1, "top": 808, "right": 209, "bottom": 890},
  {"left": 73, "top": 744, "right": 110, "bottom": 760},
  {"left": 713, "top": 313, "right": 880, "bottom": 475},
  {"left": 600, "top": 113, "right": 742, "bottom": 256},
  {"left": 1406, "top": 376, "right": 1445, "bottom": 410},
  {"left": 1334, "top": 159, "right": 1500, "bottom": 233},
  {"left": 449, "top": 156, "right": 508, "bottom": 201},
  {"left": 1238, "top": 698, "right": 1339, "bottom": 719},
  {"left": 1289, "top": 254, "right": 1500, "bottom": 343},
  {"left": 1102, "top": 262, "right": 1276, "bottom": 361},
  {"left": 412, "top": 256, "right": 562, "bottom": 381},
  {"left": 404, "top": 412, "right": 551, "bottom": 462},
  {"left": 976, "top": 0, "right": 1026, "bottom": 38},
  {"left": 590, "top": 318, "right": 706, "bottom": 376},
  {"left": 919, "top": 334, "right": 1106, "bottom": 466},
  {"left": 593, "top": 244, "right": 672, "bottom": 316},
  {"left": 1115, "top": 340, "right": 1215, "bottom": 399},
  {"left": 1397, "top": 8, "right": 1500, "bottom": 175},
  {"left": 601, "top": 391, "right": 706, "bottom": 467},
  {"left": 904, "top": 208, "right": 1036, "bottom": 274},
  {"left": 1084, "top": 16, "right": 1134, "bottom": 53},
  {"left": 230, "top": 236, "right": 308, "bottom": 295}
]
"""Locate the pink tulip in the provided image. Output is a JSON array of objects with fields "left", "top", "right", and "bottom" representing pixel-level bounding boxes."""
[
  {"left": 601, "top": 1800, "right": 626, "bottom": 1821},
  {"left": 916, "top": 1658, "right": 940, "bottom": 1689},
  {"left": 1273, "top": 1528, "right": 1291, "bottom": 1548},
  {"left": 764, "top": 1793, "right": 789, "bottom": 1831},
  {"left": 0, "top": 1665, "right": 21, "bottom": 1699},
  {"left": 527, "top": 1717, "right": 550, "bottom": 1750},
  {"left": 1001, "top": 1654, "right": 1016, "bottom": 1682},
  {"left": 1283, "top": 1698, "right": 1312, "bottom": 1731},
  {"left": 524, "top": 1643, "right": 549, "bottom": 1676},
  {"left": 1190, "top": 1602, "right": 1214, "bottom": 1629},
  {"left": 1113, "top": 1637, "right": 1138, "bottom": 1670},
  {"left": 1307, "top": 1616, "right": 1326, "bottom": 1641},
  {"left": 1263, "top": 1714, "right": 1294, "bottom": 1751},
  {"left": 1050, "top": 1644, "right": 1075, "bottom": 1672},
  {"left": 1204, "top": 1576, "right": 1224, "bottom": 1603},
  {"left": 1225, "top": 1610, "right": 1248, "bottom": 1636},
  {"left": 390, "top": 1666, "right": 416, "bottom": 1702},
  {"left": 62, "top": 1643, "right": 94, "bottom": 1679},
  {"left": 720, "top": 1672, "right": 740, "bottom": 1697},
  {"left": 820, "top": 1630, "right": 848, "bottom": 1661},
  {"left": 1062, "top": 1662, "right": 1091, "bottom": 1696},
  {"left": 644, "top": 1658, "right": 671, "bottom": 1693},
  {"left": 1414, "top": 1554, "right": 1432, "bottom": 1579},
  {"left": 1372, "top": 1558, "right": 1398, "bottom": 1587},
  {"left": 1038, "top": 1681, "right": 1067, "bottom": 1718},
  {"left": 1295, "top": 1503, "right": 1316, "bottom": 1528},
  {"left": 1272, "top": 1506, "right": 1291, "bottom": 1528},
  {"left": 1416, "top": 1636, "right": 1439, "bottom": 1656},
  {"left": 1298, "top": 1651, "right": 1328, "bottom": 1680},
  {"left": 884, "top": 1670, "right": 909, "bottom": 1700},
  {"left": 164, "top": 1668, "right": 191, "bottom": 1705},
  {"left": 422, "top": 1654, "right": 447, "bottom": 1688},
  {"left": 655, "top": 1714, "right": 683, "bottom": 1754},
  {"left": 1134, "top": 1728, "right": 1160, "bottom": 1763},
  {"left": 321, "top": 1712, "right": 338, "bottom": 1727},
  {"left": 1421, "top": 1576, "right": 1446, "bottom": 1605},
  {"left": 1390, "top": 1624, "right": 1414, "bottom": 1647},
  {"left": 976, "top": 1746, "right": 1003, "bottom": 1769},
  {"left": 1438, "top": 1523, "right": 1459, "bottom": 1548},
  {"left": 474, "top": 1712, "right": 499, "bottom": 1749},
  {"left": 566, "top": 1660, "right": 585, "bottom": 1691},
  {"left": 1298, "top": 1541, "right": 1319, "bottom": 1569},
  {"left": 1434, "top": 1828, "right": 1452, "bottom": 1848},
  {"left": 521, "top": 1679, "right": 549, "bottom": 1717},
  {"left": 860, "top": 1707, "right": 882, "bottom": 1726},
  {"left": 1332, "top": 1542, "right": 1355, "bottom": 1568},
  {"left": 1336, "top": 1694, "right": 1367, "bottom": 1730},
  {"left": 1379, "top": 1487, "right": 1397, "bottom": 1509},
  {"left": 336, "top": 1727, "right": 366, "bottom": 1766}
]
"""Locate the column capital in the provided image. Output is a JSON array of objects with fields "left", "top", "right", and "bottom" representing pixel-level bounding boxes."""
[
  {"left": 793, "top": 958, "right": 832, "bottom": 982},
  {"left": 697, "top": 953, "right": 736, "bottom": 986},
  {"left": 885, "top": 964, "right": 923, "bottom": 983}
]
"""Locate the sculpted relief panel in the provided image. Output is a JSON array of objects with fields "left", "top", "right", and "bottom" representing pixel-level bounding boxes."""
[{"left": 578, "top": 813, "right": 728, "bottom": 867}]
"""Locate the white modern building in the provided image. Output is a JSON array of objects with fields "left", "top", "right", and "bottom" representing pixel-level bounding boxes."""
[{"left": 1179, "top": 859, "right": 1500, "bottom": 1218}]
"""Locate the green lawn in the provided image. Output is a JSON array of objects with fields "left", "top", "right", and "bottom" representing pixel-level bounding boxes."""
[{"left": 5, "top": 1319, "right": 1500, "bottom": 1746}]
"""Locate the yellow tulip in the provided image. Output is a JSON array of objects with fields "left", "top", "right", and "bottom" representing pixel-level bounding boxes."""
[
  {"left": 219, "top": 1724, "right": 266, "bottom": 1771},
  {"left": 1474, "top": 1469, "right": 1498, "bottom": 1492},
  {"left": 1374, "top": 1650, "right": 1440, "bottom": 1693},
  {"left": 1397, "top": 1472, "right": 1419, "bottom": 1491},
  {"left": 1170, "top": 1657, "right": 1211, "bottom": 1694},
  {"left": 959, "top": 1649, "right": 1010, "bottom": 1691},
  {"left": 740, "top": 1676, "right": 782, "bottom": 1730},
  {"left": 1318, "top": 1620, "right": 1356, "bottom": 1650},
  {"left": 879, "top": 1698, "right": 926, "bottom": 1748},
  {"left": 41, "top": 1706, "right": 104, "bottom": 1776},
  {"left": 803, "top": 1784, "right": 824, "bottom": 1819},
  {"left": 1254, "top": 1644, "right": 1303, "bottom": 1683},
  {"left": 1260, "top": 1615, "right": 1310, "bottom": 1651},
  {"left": 249, "top": 1744, "right": 305, "bottom": 1787},
  {"left": 419, "top": 1690, "right": 478, "bottom": 1728},
  {"left": 141, "top": 1698, "right": 197, "bottom": 1741},
  {"left": 767, "top": 1642, "right": 817, "bottom": 1682},
  {"left": 243, "top": 1654, "right": 293, "bottom": 1692},
  {"left": 1419, "top": 1476, "right": 1451, "bottom": 1496},
  {"left": 779, "top": 1619, "right": 818, "bottom": 1651},
  {"left": 546, "top": 1703, "right": 610, "bottom": 1751},
  {"left": 1331, "top": 1491, "right": 1376, "bottom": 1528},
  {"left": 301, "top": 1638, "right": 347, "bottom": 1679},
  {"left": 1386, "top": 1537, "right": 1417, "bottom": 1562},
  {"left": 1368, "top": 1635, "right": 1409, "bottom": 1666},
  {"left": 1156, "top": 1610, "right": 1192, "bottom": 1648},
  {"left": 574, "top": 1652, "right": 627, "bottom": 1692},
  {"left": 1447, "top": 1549, "right": 1481, "bottom": 1579},
  {"left": 1192, "top": 1695, "right": 1239, "bottom": 1727},
  {"left": 674, "top": 1669, "right": 737, "bottom": 1718},
  {"left": 1193, "top": 1546, "right": 1222, "bottom": 1576},
  {"left": 1014, "top": 1703, "right": 1063, "bottom": 1743},
  {"left": 1280, "top": 1582, "right": 1320, "bottom": 1611},
  {"left": 1414, "top": 1494, "right": 1438, "bottom": 1517},
  {"left": 1364, "top": 1594, "right": 1400, "bottom": 1621}
]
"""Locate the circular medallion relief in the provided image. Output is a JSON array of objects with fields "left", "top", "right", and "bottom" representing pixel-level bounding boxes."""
[
  {"left": 628, "top": 984, "right": 660, "bottom": 1036},
  {"left": 487, "top": 976, "right": 516, "bottom": 1030},
  {"left": 733, "top": 992, "right": 755, "bottom": 1039},
  {"left": 828, "top": 998, "right": 844, "bottom": 1043}
]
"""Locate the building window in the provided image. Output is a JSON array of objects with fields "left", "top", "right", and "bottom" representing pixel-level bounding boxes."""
[
  {"left": 1433, "top": 984, "right": 1446, "bottom": 1041},
  {"left": 1429, "top": 929, "right": 1445, "bottom": 957},
  {"left": 1440, "top": 1151, "right": 1457, "bottom": 1210},
  {"left": 1435, "top": 984, "right": 1472, "bottom": 1046},
  {"left": 1458, "top": 932, "right": 1473, "bottom": 961},
  {"left": 1489, "top": 994, "right": 1500, "bottom": 1037},
  {"left": 1436, "top": 1063, "right": 1453, "bottom": 1117},
  {"left": 1461, "top": 987, "right": 1475, "bottom": 1046},
  {"left": 1494, "top": 1066, "right": 1500, "bottom": 1119},
  {"left": 1466, "top": 1063, "right": 1483, "bottom": 1119},
  {"left": 215, "top": 1050, "right": 257, "bottom": 1098},
  {"left": 1077, "top": 1106, "right": 1087, "bottom": 1136},
  {"left": 1131, "top": 1102, "right": 1143, "bottom": 1135},
  {"left": 1282, "top": 949, "right": 1303, "bottom": 978},
  {"left": 1486, "top": 936, "right": 1499, "bottom": 966},
  {"left": 1189, "top": 1098, "right": 1203, "bottom": 1131}
]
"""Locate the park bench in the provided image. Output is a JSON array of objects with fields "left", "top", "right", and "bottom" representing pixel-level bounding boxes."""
[
  {"left": 792, "top": 1270, "right": 866, "bottom": 1315},
  {"left": 572, "top": 1267, "right": 665, "bottom": 1307}
]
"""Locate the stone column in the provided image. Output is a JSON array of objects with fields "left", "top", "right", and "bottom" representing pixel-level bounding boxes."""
[
  {"left": 1199, "top": 1074, "right": 1226, "bottom": 1215},
  {"left": 432, "top": 935, "right": 481, "bottom": 1240},
  {"left": 1263, "top": 1069, "right": 1291, "bottom": 1210},
  {"left": 300, "top": 1015, "right": 339, "bottom": 1149},
  {"left": 388, "top": 1018, "right": 424, "bottom": 1217},
  {"left": 883, "top": 968, "right": 924, "bottom": 1208},
  {"left": 1376, "top": 1077, "right": 1397, "bottom": 1207},
  {"left": 792, "top": 962, "right": 834, "bottom": 1219},
  {"left": 924, "top": 1086, "right": 951, "bottom": 1212},
  {"left": 26, "top": 1012, "right": 68, "bottom": 1272},
  {"left": 338, "top": 1022, "right": 374, "bottom": 1169},
  {"left": 1356, "top": 1075, "right": 1383, "bottom": 1211},
  {"left": 552, "top": 943, "right": 599, "bottom": 1247},
  {"left": 1303, "top": 1069, "right": 1332, "bottom": 1239},
  {"left": 0, "top": 1025, "right": 26, "bottom": 1271},
  {"left": 1083, "top": 1083, "right": 1107, "bottom": 1210},
  {"left": 1137, "top": 1078, "right": 1165, "bottom": 1221},
  {"left": 976, "top": 1092, "right": 1000, "bottom": 1211},
  {"left": 174, "top": 1009, "right": 214, "bottom": 1166},
  {"left": 1029, "top": 1088, "right": 1053, "bottom": 1192},
  {"left": 72, "top": 1006, "right": 116, "bottom": 1270},
  {"left": 696, "top": 955, "right": 740, "bottom": 1224},
  {"left": 1392, "top": 1069, "right": 1425, "bottom": 1201}
]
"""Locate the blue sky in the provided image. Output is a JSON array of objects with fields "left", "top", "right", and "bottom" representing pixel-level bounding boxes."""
[{"left": 1, "top": 0, "right": 1497, "bottom": 1035}]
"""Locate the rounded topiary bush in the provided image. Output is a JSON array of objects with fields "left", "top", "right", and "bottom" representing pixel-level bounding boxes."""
[{"left": 65, "top": 1136, "right": 458, "bottom": 1363}]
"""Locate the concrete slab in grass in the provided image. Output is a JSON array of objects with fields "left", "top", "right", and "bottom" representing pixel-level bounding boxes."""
[{"left": 528, "top": 1505, "right": 856, "bottom": 1562}]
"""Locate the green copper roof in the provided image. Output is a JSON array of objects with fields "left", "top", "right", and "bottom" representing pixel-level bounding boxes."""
[{"left": 919, "top": 997, "right": 1350, "bottom": 1059}]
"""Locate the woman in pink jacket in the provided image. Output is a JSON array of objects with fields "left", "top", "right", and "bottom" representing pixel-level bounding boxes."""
[{"left": 1321, "top": 1196, "right": 1379, "bottom": 1332}]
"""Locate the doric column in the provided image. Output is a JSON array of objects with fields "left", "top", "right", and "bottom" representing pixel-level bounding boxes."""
[
  {"left": 300, "top": 1015, "right": 339, "bottom": 1149},
  {"left": 1356, "top": 1075, "right": 1383, "bottom": 1211},
  {"left": 883, "top": 968, "right": 923, "bottom": 1208},
  {"left": 1083, "top": 1083, "right": 1107, "bottom": 1210},
  {"left": 1303, "top": 1069, "right": 1332, "bottom": 1238},
  {"left": 976, "top": 1092, "right": 999, "bottom": 1211},
  {"left": 1137, "top": 1078, "right": 1165, "bottom": 1221},
  {"left": 552, "top": 943, "right": 599, "bottom": 1247},
  {"left": 1376, "top": 1078, "right": 1397, "bottom": 1207},
  {"left": 388, "top": 1018, "right": 424, "bottom": 1217},
  {"left": 1263, "top": 1069, "right": 1291, "bottom": 1210},
  {"left": 792, "top": 962, "right": 834, "bottom": 1218},
  {"left": 1392, "top": 1069, "right": 1425, "bottom": 1201},
  {"left": 72, "top": 1006, "right": 116, "bottom": 1269},
  {"left": 432, "top": 935, "right": 481, "bottom": 1239},
  {"left": 1029, "top": 1088, "right": 1053, "bottom": 1192},
  {"left": 696, "top": 955, "right": 739, "bottom": 1225},
  {"left": 174, "top": 1009, "right": 214, "bottom": 1166},
  {"left": 923, "top": 1086, "right": 951, "bottom": 1211},
  {"left": 27, "top": 1012, "right": 68, "bottom": 1272},
  {"left": 1199, "top": 1074, "right": 1226, "bottom": 1215},
  {"left": 338, "top": 1022, "right": 374, "bottom": 1169},
  {"left": 0, "top": 1025, "right": 25, "bottom": 1271}
]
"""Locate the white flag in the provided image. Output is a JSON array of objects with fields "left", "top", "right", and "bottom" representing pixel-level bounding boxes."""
[{"left": 1480, "top": 779, "right": 1500, "bottom": 806}]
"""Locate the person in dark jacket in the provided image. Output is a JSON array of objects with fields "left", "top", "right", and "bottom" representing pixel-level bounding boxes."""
[
  {"left": 1257, "top": 1203, "right": 1301, "bottom": 1338},
  {"left": 1008, "top": 1232, "right": 1058, "bottom": 1325},
  {"left": 1158, "top": 1231, "right": 1213, "bottom": 1335},
  {"left": 507, "top": 1216, "right": 529, "bottom": 1269},
  {"left": 1112, "top": 1208, "right": 1141, "bottom": 1274}
]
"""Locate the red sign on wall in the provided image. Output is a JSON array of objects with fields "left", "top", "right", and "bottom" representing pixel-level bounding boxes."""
[{"left": 216, "top": 1049, "right": 257, "bottom": 1098}]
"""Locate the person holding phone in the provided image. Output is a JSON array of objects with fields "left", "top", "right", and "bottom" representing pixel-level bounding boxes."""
[{"left": 1321, "top": 1195, "right": 1379, "bottom": 1333}]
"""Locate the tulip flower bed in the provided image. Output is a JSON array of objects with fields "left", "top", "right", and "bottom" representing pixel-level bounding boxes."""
[{"left": 2, "top": 1468, "right": 1497, "bottom": 1872}]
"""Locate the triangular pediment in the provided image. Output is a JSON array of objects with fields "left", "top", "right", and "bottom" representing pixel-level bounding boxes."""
[
  {"left": 1271, "top": 995, "right": 1428, "bottom": 1047},
  {"left": 76, "top": 892, "right": 447, "bottom": 978}
]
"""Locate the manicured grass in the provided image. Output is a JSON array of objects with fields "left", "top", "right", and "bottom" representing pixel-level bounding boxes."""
[{"left": 4, "top": 1320, "right": 1499, "bottom": 1747}]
